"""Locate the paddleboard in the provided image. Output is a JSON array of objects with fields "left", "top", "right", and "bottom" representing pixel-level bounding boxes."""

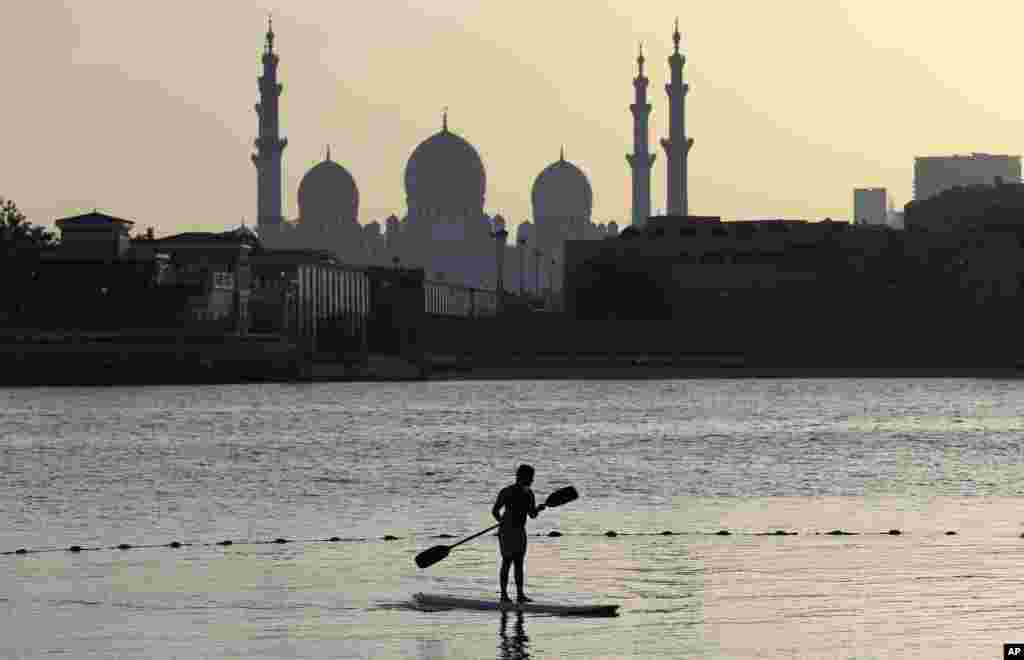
[{"left": 413, "top": 592, "right": 619, "bottom": 617}]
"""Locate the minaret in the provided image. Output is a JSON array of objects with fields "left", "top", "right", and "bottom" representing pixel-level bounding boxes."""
[
  {"left": 252, "top": 17, "right": 288, "bottom": 235},
  {"left": 660, "top": 19, "right": 694, "bottom": 216},
  {"left": 626, "top": 42, "right": 656, "bottom": 227}
]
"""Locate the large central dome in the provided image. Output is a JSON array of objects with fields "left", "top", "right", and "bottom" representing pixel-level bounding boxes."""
[{"left": 404, "top": 120, "right": 486, "bottom": 217}]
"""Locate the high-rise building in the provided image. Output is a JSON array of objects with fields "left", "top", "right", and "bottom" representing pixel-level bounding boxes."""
[
  {"left": 913, "top": 153, "right": 1021, "bottom": 201},
  {"left": 853, "top": 188, "right": 888, "bottom": 226}
]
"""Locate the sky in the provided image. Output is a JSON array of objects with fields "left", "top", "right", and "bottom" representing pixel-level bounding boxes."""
[{"left": 4, "top": 1, "right": 1024, "bottom": 236}]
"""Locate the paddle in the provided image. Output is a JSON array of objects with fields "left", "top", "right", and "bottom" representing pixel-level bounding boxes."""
[{"left": 414, "top": 485, "right": 578, "bottom": 569}]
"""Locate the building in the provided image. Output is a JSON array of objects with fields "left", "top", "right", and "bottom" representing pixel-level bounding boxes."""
[
  {"left": 563, "top": 216, "right": 1024, "bottom": 340},
  {"left": 913, "top": 153, "right": 1021, "bottom": 201},
  {"left": 13, "top": 212, "right": 173, "bottom": 331},
  {"left": 904, "top": 176, "right": 1024, "bottom": 232},
  {"left": 149, "top": 228, "right": 260, "bottom": 330},
  {"left": 56, "top": 211, "right": 136, "bottom": 261},
  {"left": 531, "top": 148, "right": 601, "bottom": 293},
  {"left": 251, "top": 21, "right": 616, "bottom": 295},
  {"left": 853, "top": 188, "right": 888, "bottom": 226}
]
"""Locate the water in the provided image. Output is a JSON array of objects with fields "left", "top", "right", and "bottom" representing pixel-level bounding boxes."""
[{"left": 3, "top": 379, "right": 1024, "bottom": 659}]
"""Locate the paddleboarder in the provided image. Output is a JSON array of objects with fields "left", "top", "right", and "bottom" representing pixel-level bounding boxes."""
[{"left": 492, "top": 464, "right": 545, "bottom": 603}]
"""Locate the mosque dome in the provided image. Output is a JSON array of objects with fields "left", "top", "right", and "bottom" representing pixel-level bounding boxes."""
[
  {"left": 297, "top": 156, "right": 359, "bottom": 225},
  {"left": 405, "top": 117, "right": 486, "bottom": 217},
  {"left": 531, "top": 150, "right": 593, "bottom": 221}
]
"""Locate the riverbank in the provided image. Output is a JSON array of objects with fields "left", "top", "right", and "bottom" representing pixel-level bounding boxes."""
[
  {"left": 418, "top": 352, "right": 1024, "bottom": 381},
  {"left": 3, "top": 338, "right": 1024, "bottom": 386}
]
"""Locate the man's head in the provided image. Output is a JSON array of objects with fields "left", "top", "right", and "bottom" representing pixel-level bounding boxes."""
[{"left": 516, "top": 464, "right": 535, "bottom": 486}]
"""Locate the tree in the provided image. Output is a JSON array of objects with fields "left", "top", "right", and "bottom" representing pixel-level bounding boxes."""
[
  {"left": 0, "top": 197, "right": 56, "bottom": 252},
  {"left": 904, "top": 181, "right": 1024, "bottom": 233}
]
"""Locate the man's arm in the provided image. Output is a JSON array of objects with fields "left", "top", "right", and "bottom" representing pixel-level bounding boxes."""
[
  {"left": 528, "top": 490, "right": 545, "bottom": 518},
  {"left": 492, "top": 489, "right": 505, "bottom": 523}
]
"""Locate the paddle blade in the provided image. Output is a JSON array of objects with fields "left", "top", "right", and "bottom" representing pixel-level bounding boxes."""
[
  {"left": 545, "top": 486, "right": 579, "bottom": 508},
  {"left": 415, "top": 544, "right": 451, "bottom": 569}
]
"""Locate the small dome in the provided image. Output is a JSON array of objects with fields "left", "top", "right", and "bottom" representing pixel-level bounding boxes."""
[
  {"left": 531, "top": 153, "right": 593, "bottom": 221},
  {"left": 297, "top": 158, "right": 359, "bottom": 225},
  {"left": 405, "top": 124, "right": 486, "bottom": 216}
]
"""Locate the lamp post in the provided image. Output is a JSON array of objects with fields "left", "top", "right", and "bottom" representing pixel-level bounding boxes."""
[{"left": 493, "top": 226, "right": 508, "bottom": 314}]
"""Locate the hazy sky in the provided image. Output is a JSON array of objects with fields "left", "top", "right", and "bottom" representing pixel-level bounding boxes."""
[{"left": 4, "top": 2, "right": 1024, "bottom": 235}]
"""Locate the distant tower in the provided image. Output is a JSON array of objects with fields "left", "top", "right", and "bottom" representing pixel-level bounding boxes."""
[
  {"left": 660, "top": 19, "right": 694, "bottom": 216},
  {"left": 252, "top": 17, "right": 288, "bottom": 235},
  {"left": 626, "top": 43, "right": 656, "bottom": 227}
]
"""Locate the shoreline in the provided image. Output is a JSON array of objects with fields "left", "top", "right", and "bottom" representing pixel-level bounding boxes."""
[
  {"left": 424, "top": 366, "right": 1024, "bottom": 381},
  {"left": 3, "top": 356, "right": 1024, "bottom": 387}
]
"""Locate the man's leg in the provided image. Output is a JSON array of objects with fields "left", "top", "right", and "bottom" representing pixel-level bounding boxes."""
[
  {"left": 500, "top": 557, "right": 512, "bottom": 601},
  {"left": 513, "top": 556, "right": 528, "bottom": 600}
]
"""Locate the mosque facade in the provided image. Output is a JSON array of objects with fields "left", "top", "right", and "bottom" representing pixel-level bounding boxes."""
[{"left": 251, "top": 20, "right": 618, "bottom": 295}]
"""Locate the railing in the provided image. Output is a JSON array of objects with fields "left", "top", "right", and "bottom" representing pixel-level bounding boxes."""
[{"left": 425, "top": 281, "right": 499, "bottom": 318}]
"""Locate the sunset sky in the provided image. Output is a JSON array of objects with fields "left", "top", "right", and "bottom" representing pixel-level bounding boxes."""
[{"left": 4, "top": 2, "right": 1024, "bottom": 235}]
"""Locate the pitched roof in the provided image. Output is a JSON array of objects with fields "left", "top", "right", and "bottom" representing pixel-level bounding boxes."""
[{"left": 55, "top": 211, "right": 135, "bottom": 227}]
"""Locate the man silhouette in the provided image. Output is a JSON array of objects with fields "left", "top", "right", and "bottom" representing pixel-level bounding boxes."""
[{"left": 492, "top": 464, "right": 545, "bottom": 603}]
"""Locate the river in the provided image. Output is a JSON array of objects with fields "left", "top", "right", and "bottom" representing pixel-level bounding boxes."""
[{"left": 2, "top": 379, "right": 1023, "bottom": 658}]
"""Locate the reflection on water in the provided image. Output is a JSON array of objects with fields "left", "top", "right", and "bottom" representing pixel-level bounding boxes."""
[{"left": 498, "top": 610, "right": 529, "bottom": 660}]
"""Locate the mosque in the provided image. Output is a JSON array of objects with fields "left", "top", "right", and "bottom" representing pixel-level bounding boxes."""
[{"left": 250, "top": 19, "right": 617, "bottom": 294}]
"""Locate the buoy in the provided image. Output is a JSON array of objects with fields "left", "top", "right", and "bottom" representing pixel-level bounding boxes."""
[
  {"left": 547, "top": 531, "right": 563, "bottom": 537},
  {"left": 605, "top": 530, "right": 618, "bottom": 537}
]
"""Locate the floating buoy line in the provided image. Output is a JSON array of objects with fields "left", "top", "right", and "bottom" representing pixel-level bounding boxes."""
[
  {"left": 0, "top": 528, "right": 980, "bottom": 557},
  {"left": 2, "top": 535, "right": 378, "bottom": 556}
]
